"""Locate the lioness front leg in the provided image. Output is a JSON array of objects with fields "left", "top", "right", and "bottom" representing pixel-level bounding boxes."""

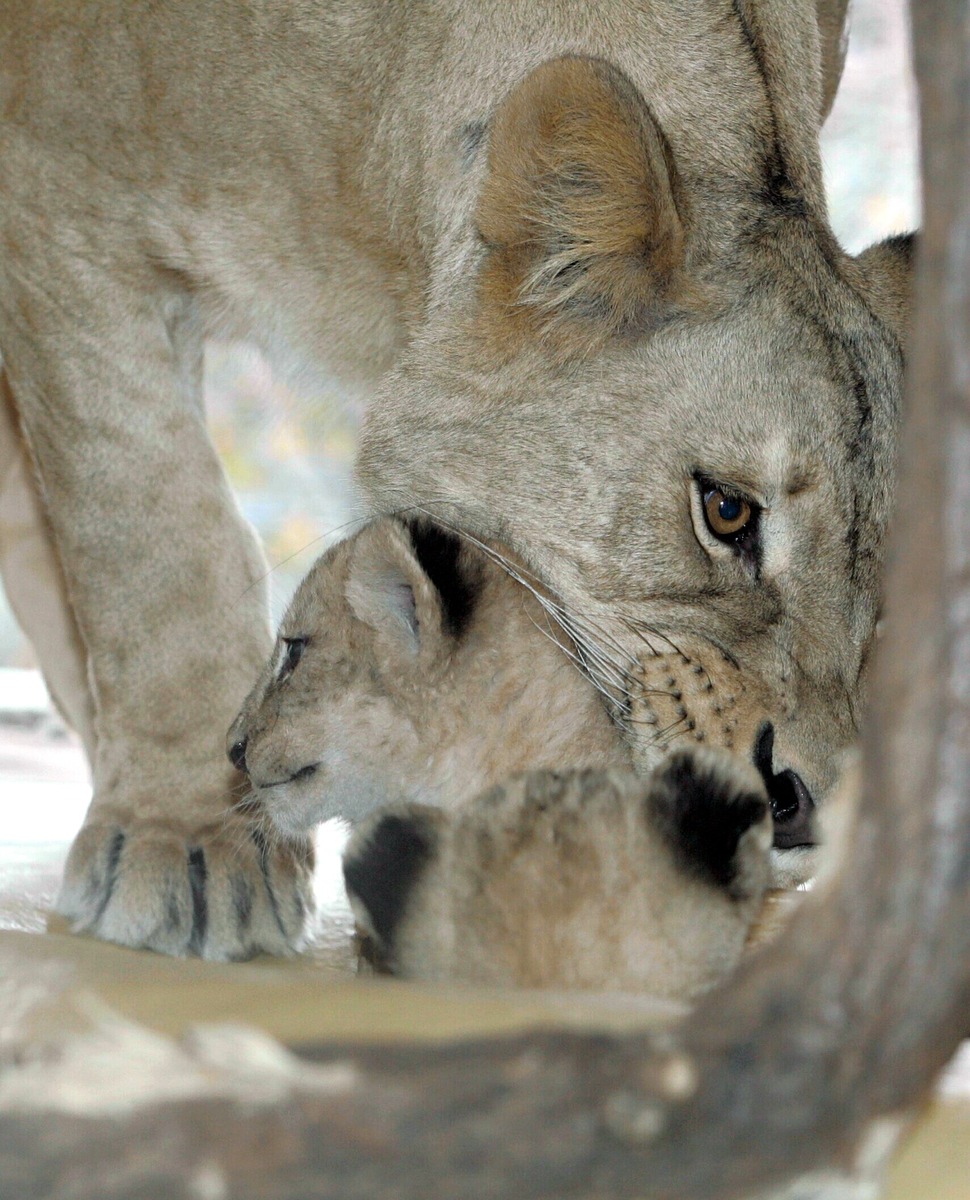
[
  {"left": 0, "top": 219, "right": 311, "bottom": 959},
  {"left": 0, "top": 369, "right": 95, "bottom": 756}
]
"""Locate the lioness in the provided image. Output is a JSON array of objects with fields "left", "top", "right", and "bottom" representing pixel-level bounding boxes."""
[
  {"left": 230, "top": 515, "right": 773, "bottom": 990},
  {"left": 0, "top": 2, "right": 910, "bottom": 958}
]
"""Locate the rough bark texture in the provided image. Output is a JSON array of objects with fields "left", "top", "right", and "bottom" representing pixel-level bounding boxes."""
[{"left": 2, "top": 3, "right": 968, "bottom": 1197}]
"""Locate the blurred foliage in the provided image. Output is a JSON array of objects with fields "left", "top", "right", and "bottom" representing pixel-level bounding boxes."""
[
  {"left": 204, "top": 342, "right": 361, "bottom": 623},
  {"left": 821, "top": 0, "right": 919, "bottom": 251}
]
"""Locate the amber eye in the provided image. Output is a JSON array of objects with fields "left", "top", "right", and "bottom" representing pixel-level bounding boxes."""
[{"left": 702, "top": 486, "right": 753, "bottom": 539}]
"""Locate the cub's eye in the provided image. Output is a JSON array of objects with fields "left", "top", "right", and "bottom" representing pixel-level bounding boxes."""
[
  {"left": 280, "top": 637, "right": 308, "bottom": 675},
  {"left": 701, "top": 484, "right": 756, "bottom": 541}
]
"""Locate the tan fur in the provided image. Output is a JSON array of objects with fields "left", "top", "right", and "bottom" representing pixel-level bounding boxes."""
[
  {"left": 0, "top": 1, "right": 909, "bottom": 958},
  {"left": 232, "top": 519, "right": 777, "bottom": 995},
  {"left": 344, "top": 754, "right": 772, "bottom": 997},
  {"left": 476, "top": 57, "right": 689, "bottom": 358},
  {"left": 229, "top": 519, "right": 631, "bottom": 837}
]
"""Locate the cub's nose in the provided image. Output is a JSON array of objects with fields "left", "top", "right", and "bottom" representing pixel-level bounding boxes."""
[
  {"left": 752, "top": 722, "right": 816, "bottom": 849},
  {"left": 228, "top": 736, "right": 249, "bottom": 774}
]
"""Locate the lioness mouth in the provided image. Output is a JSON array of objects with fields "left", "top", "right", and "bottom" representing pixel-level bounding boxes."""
[{"left": 752, "top": 723, "right": 817, "bottom": 850}]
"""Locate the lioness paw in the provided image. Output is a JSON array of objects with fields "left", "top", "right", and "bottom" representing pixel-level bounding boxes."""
[{"left": 56, "top": 812, "right": 313, "bottom": 960}]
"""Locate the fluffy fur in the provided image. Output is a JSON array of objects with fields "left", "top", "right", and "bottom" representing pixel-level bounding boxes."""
[
  {"left": 343, "top": 756, "right": 772, "bottom": 996},
  {"left": 0, "top": 1, "right": 910, "bottom": 957},
  {"left": 228, "top": 518, "right": 631, "bottom": 837}
]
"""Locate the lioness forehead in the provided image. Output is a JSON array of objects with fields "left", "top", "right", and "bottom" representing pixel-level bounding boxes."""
[
  {"left": 362, "top": 276, "right": 899, "bottom": 600},
  {"left": 623, "top": 289, "right": 897, "bottom": 482}
]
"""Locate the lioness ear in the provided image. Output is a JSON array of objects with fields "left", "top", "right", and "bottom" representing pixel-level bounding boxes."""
[
  {"left": 476, "top": 55, "right": 688, "bottom": 357},
  {"left": 854, "top": 232, "right": 916, "bottom": 354},
  {"left": 345, "top": 519, "right": 477, "bottom": 663}
]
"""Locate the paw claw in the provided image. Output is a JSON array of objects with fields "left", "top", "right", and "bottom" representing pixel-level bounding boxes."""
[{"left": 56, "top": 815, "right": 314, "bottom": 960}]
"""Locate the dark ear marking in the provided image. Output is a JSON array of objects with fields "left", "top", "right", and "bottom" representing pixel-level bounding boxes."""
[
  {"left": 343, "top": 808, "right": 440, "bottom": 952},
  {"left": 457, "top": 119, "right": 487, "bottom": 166},
  {"left": 647, "top": 751, "right": 767, "bottom": 891},
  {"left": 402, "top": 519, "right": 479, "bottom": 638}
]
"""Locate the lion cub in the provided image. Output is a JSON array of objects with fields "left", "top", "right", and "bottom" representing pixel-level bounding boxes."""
[{"left": 230, "top": 518, "right": 772, "bottom": 995}]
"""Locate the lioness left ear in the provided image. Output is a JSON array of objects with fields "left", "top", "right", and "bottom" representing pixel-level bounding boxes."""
[{"left": 476, "top": 55, "right": 688, "bottom": 357}]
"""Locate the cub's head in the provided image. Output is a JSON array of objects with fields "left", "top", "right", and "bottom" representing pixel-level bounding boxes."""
[
  {"left": 227, "top": 517, "right": 630, "bottom": 837},
  {"left": 343, "top": 749, "right": 772, "bottom": 999},
  {"left": 357, "top": 56, "right": 914, "bottom": 885}
]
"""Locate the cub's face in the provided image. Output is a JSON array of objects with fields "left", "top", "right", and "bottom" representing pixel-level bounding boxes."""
[{"left": 228, "top": 519, "right": 631, "bottom": 838}]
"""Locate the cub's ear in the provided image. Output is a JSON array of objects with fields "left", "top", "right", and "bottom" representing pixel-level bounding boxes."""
[
  {"left": 854, "top": 232, "right": 917, "bottom": 354},
  {"left": 647, "top": 749, "right": 771, "bottom": 900},
  {"left": 342, "top": 804, "right": 445, "bottom": 969},
  {"left": 476, "top": 55, "right": 688, "bottom": 358},
  {"left": 345, "top": 519, "right": 479, "bottom": 664}
]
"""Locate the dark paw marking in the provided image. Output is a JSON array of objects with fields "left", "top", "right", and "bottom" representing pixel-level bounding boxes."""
[
  {"left": 231, "top": 872, "right": 255, "bottom": 933},
  {"left": 343, "top": 810, "right": 438, "bottom": 952},
  {"left": 650, "top": 752, "right": 767, "bottom": 890},
  {"left": 187, "top": 847, "right": 208, "bottom": 955},
  {"left": 251, "top": 825, "right": 287, "bottom": 939},
  {"left": 90, "top": 829, "right": 125, "bottom": 923}
]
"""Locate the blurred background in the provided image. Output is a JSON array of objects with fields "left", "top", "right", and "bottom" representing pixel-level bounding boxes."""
[{"left": 0, "top": 0, "right": 919, "bottom": 872}]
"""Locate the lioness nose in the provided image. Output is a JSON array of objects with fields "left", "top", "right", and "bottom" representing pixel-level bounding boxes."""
[
  {"left": 752, "top": 722, "right": 816, "bottom": 849},
  {"left": 228, "top": 736, "right": 249, "bottom": 774}
]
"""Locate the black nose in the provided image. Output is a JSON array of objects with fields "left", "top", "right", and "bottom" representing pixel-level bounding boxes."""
[
  {"left": 752, "top": 722, "right": 816, "bottom": 849},
  {"left": 228, "top": 736, "right": 249, "bottom": 774}
]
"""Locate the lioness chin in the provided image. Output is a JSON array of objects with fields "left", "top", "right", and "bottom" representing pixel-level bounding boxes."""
[{"left": 0, "top": 2, "right": 910, "bottom": 958}]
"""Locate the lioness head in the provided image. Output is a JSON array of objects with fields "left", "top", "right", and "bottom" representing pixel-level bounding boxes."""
[
  {"left": 228, "top": 517, "right": 631, "bottom": 837},
  {"left": 356, "top": 56, "right": 914, "bottom": 884}
]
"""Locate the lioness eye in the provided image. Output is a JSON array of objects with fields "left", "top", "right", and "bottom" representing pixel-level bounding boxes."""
[
  {"left": 281, "top": 637, "right": 307, "bottom": 674},
  {"left": 702, "top": 485, "right": 755, "bottom": 540}
]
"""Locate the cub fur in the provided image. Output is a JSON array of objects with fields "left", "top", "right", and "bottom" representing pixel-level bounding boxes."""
[
  {"left": 228, "top": 517, "right": 632, "bottom": 836},
  {"left": 343, "top": 757, "right": 772, "bottom": 996},
  {"left": 232, "top": 517, "right": 773, "bottom": 995},
  {"left": 0, "top": 2, "right": 909, "bottom": 957}
]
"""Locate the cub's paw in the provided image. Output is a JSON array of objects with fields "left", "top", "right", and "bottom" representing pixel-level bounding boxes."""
[
  {"left": 342, "top": 756, "right": 774, "bottom": 995},
  {"left": 55, "top": 810, "right": 313, "bottom": 960},
  {"left": 647, "top": 746, "right": 772, "bottom": 901}
]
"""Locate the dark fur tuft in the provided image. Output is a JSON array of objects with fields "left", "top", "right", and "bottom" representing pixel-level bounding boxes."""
[
  {"left": 880, "top": 231, "right": 916, "bottom": 264},
  {"left": 648, "top": 751, "right": 767, "bottom": 890},
  {"left": 343, "top": 810, "right": 438, "bottom": 951},
  {"left": 403, "top": 519, "right": 479, "bottom": 638}
]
